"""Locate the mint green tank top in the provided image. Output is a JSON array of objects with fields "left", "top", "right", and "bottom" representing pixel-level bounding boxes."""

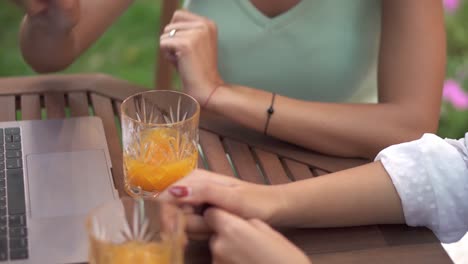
[{"left": 187, "top": 0, "right": 381, "bottom": 103}]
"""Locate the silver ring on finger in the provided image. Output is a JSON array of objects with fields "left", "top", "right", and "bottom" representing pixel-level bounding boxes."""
[{"left": 169, "top": 29, "right": 177, "bottom": 38}]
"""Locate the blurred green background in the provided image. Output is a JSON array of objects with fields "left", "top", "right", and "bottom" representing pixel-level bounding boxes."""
[{"left": 1, "top": 0, "right": 468, "bottom": 138}]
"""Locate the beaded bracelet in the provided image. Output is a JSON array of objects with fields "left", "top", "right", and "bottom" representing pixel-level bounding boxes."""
[{"left": 264, "top": 93, "right": 276, "bottom": 135}]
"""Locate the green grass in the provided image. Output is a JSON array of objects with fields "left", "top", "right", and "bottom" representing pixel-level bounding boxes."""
[
  {"left": 0, "top": 0, "right": 161, "bottom": 87},
  {"left": 0, "top": 3, "right": 34, "bottom": 77}
]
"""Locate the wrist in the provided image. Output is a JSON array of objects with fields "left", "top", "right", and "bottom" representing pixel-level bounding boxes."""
[
  {"left": 264, "top": 184, "right": 290, "bottom": 226},
  {"left": 204, "top": 83, "right": 231, "bottom": 112}
]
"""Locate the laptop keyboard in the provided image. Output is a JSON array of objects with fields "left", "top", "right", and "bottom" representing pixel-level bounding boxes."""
[{"left": 0, "top": 128, "right": 28, "bottom": 261}]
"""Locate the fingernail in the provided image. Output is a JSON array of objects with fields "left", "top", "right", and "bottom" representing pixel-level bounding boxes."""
[{"left": 169, "top": 186, "right": 190, "bottom": 198}]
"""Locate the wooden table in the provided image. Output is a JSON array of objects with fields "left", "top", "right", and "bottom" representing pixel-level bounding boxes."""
[{"left": 0, "top": 74, "right": 453, "bottom": 264}]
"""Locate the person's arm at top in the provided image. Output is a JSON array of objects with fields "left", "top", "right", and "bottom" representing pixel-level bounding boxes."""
[
  {"left": 15, "top": 0, "right": 134, "bottom": 73},
  {"left": 160, "top": 0, "right": 446, "bottom": 159}
]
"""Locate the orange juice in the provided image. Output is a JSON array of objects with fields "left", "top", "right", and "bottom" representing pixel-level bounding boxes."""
[
  {"left": 89, "top": 239, "right": 172, "bottom": 264},
  {"left": 124, "top": 128, "right": 197, "bottom": 194}
]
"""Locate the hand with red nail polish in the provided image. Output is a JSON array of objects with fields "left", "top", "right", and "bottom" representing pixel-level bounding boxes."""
[
  {"left": 169, "top": 186, "right": 190, "bottom": 198},
  {"left": 160, "top": 169, "right": 287, "bottom": 239}
]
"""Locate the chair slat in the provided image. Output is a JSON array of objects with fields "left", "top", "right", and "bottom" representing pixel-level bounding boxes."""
[
  {"left": 113, "top": 101, "right": 122, "bottom": 118},
  {"left": 45, "top": 92, "right": 66, "bottom": 119},
  {"left": 90, "top": 93, "right": 125, "bottom": 196},
  {"left": 68, "top": 92, "right": 89, "bottom": 117},
  {"left": 223, "top": 139, "right": 263, "bottom": 183},
  {"left": 199, "top": 129, "right": 234, "bottom": 177},
  {"left": 186, "top": 240, "right": 211, "bottom": 264},
  {"left": 254, "top": 149, "right": 290, "bottom": 184},
  {"left": 21, "top": 94, "right": 41, "bottom": 120},
  {"left": 0, "top": 74, "right": 145, "bottom": 101},
  {"left": 0, "top": 96, "right": 16, "bottom": 122},
  {"left": 155, "top": 0, "right": 178, "bottom": 89},
  {"left": 283, "top": 159, "right": 314, "bottom": 181}
]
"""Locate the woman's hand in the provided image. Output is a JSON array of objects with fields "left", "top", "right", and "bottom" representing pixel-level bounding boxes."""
[
  {"left": 159, "top": 169, "right": 287, "bottom": 239},
  {"left": 204, "top": 208, "right": 311, "bottom": 264},
  {"left": 159, "top": 10, "right": 224, "bottom": 106},
  {"left": 17, "top": 0, "right": 80, "bottom": 33}
]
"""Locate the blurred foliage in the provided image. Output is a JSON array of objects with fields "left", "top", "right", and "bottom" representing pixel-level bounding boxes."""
[
  {"left": 0, "top": 1, "right": 467, "bottom": 138},
  {"left": 440, "top": 1, "right": 468, "bottom": 139},
  {"left": 0, "top": 2, "right": 34, "bottom": 77}
]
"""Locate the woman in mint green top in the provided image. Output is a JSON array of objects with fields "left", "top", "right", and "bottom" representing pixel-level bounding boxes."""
[
  {"left": 187, "top": 0, "right": 381, "bottom": 102},
  {"left": 16, "top": 0, "right": 445, "bottom": 159},
  {"left": 160, "top": 0, "right": 445, "bottom": 159}
]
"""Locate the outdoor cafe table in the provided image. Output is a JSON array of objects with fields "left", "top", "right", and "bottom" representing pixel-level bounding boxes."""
[{"left": 0, "top": 74, "right": 453, "bottom": 264}]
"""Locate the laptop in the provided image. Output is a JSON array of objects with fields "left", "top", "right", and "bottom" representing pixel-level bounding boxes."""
[{"left": 0, "top": 117, "right": 118, "bottom": 263}]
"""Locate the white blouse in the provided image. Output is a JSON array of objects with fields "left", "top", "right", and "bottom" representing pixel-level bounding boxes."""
[{"left": 375, "top": 133, "right": 468, "bottom": 243}]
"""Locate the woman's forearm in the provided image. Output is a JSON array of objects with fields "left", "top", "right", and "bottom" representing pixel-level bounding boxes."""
[
  {"left": 204, "top": 0, "right": 444, "bottom": 159},
  {"left": 19, "top": 0, "right": 133, "bottom": 73},
  {"left": 210, "top": 85, "right": 436, "bottom": 159},
  {"left": 270, "top": 161, "right": 405, "bottom": 227}
]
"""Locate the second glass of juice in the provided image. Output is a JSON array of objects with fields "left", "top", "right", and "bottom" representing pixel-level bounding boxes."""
[
  {"left": 121, "top": 90, "right": 200, "bottom": 198},
  {"left": 87, "top": 198, "right": 186, "bottom": 264}
]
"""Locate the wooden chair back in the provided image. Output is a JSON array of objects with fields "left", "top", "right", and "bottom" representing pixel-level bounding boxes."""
[{"left": 155, "top": 0, "right": 179, "bottom": 90}]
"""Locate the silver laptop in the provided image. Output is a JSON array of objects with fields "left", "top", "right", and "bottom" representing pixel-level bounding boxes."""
[{"left": 0, "top": 117, "right": 118, "bottom": 263}]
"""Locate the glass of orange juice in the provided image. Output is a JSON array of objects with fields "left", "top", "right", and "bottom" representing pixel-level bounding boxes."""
[
  {"left": 121, "top": 90, "right": 200, "bottom": 198},
  {"left": 87, "top": 198, "right": 186, "bottom": 264}
]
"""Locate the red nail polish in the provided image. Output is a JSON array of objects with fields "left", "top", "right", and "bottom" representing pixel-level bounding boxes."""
[{"left": 169, "top": 186, "right": 189, "bottom": 198}]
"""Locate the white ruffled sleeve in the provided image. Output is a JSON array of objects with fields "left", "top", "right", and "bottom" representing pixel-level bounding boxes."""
[{"left": 375, "top": 133, "right": 468, "bottom": 243}]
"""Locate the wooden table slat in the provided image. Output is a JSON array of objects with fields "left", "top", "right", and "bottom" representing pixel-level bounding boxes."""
[
  {"left": 197, "top": 153, "right": 205, "bottom": 169},
  {"left": 199, "top": 130, "right": 234, "bottom": 177},
  {"left": 200, "top": 111, "right": 369, "bottom": 172},
  {"left": 45, "top": 92, "right": 66, "bottom": 119},
  {"left": 312, "top": 168, "right": 329, "bottom": 177},
  {"left": 254, "top": 149, "right": 291, "bottom": 184},
  {"left": 20, "top": 94, "right": 41, "bottom": 120},
  {"left": 68, "top": 92, "right": 89, "bottom": 117},
  {"left": 223, "top": 138, "right": 264, "bottom": 183},
  {"left": 378, "top": 225, "right": 439, "bottom": 246},
  {"left": 284, "top": 226, "right": 387, "bottom": 255},
  {"left": 311, "top": 243, "right": 452, "bottom": 264},
  {"left": 90, "top": 93, "right": 125, "bottom": 196},
  {"left": 0, "top": 96, "right": 16, "bottom": 122},
  {"left": 283, "top": 159, "right": 315, "bottom": 181}
]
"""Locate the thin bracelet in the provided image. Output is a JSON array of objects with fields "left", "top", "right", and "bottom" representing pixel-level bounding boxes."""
[
  {"left": 203, "top": 86, "right": 220, "bottom": 109},
  {"left": 264, "top": 93, "right": 276, "bottom": 135}
]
